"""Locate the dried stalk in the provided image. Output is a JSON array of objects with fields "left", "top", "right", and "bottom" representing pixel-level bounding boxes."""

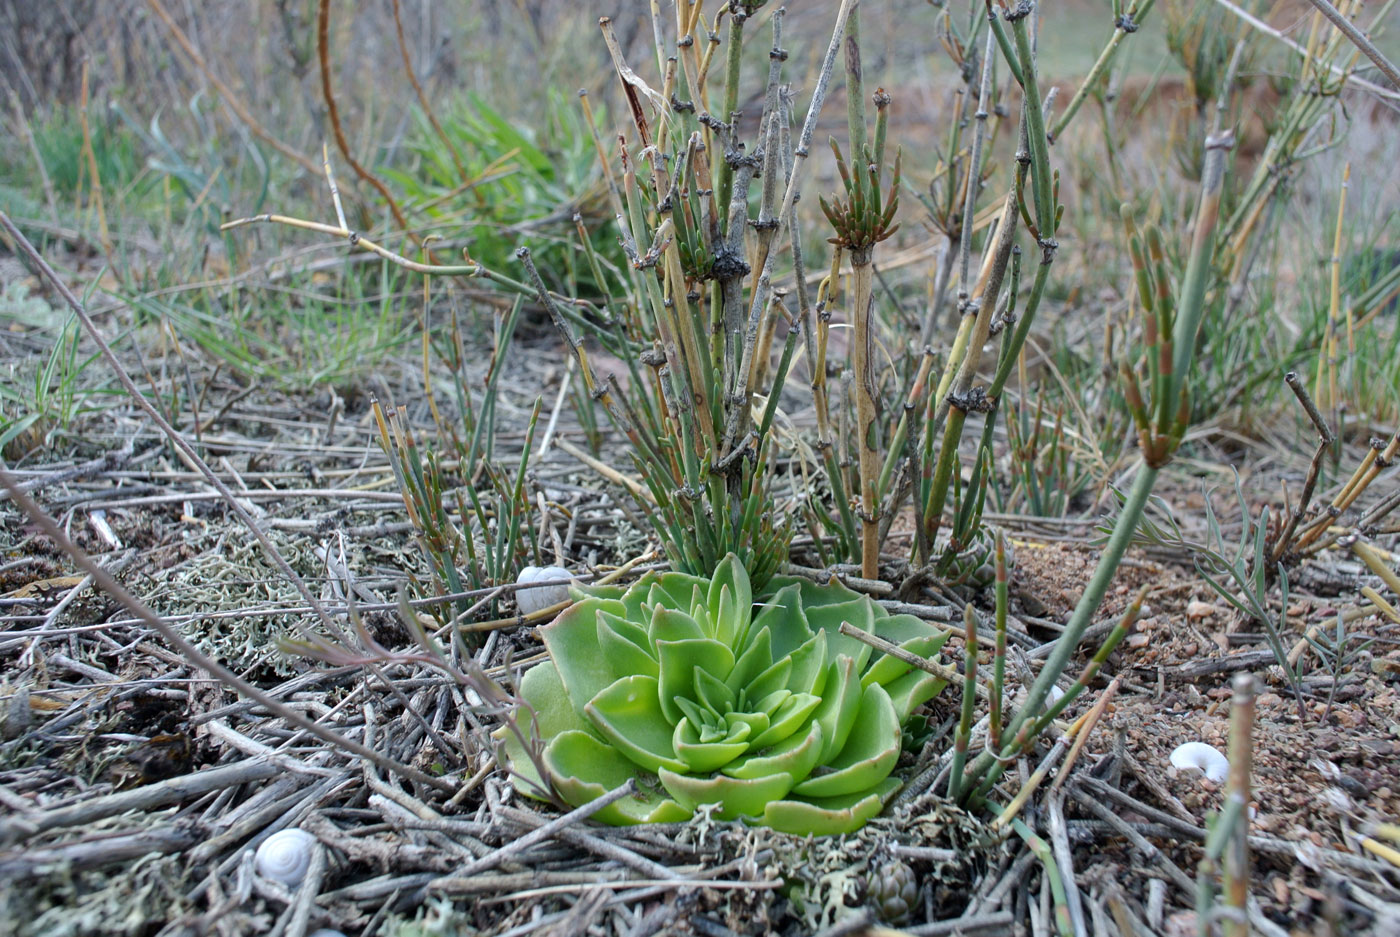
[{"left": 317, "top": 0, "right": 412, "bottom": 233}]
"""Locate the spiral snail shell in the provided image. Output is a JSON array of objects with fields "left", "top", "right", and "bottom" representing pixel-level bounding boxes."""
[
  {"left": 254, "top": 828, "right": 316, "bottom": 887},
  {"left": 514, "top": 565, "right": 572, "bottom": 616}
]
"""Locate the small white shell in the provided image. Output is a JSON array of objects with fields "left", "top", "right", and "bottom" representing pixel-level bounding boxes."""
[
  {"left": 1169, "top": 742, "right": 1229, "bottom": 784},
  {"left": 307, "top": 931, "right": 346, "bottom": 937},
  {"left": 254, "top": 828, "right": 316, "bottom": 887},
  {"left": 515, "top": 565, "right": 572, "bottom": 616}
]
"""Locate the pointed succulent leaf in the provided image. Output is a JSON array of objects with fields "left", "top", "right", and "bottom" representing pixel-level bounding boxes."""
[
  {"left": 694, "top": 666, "right": 737, "bottom": 715},
  {"left": 748, "top": 692, "right": 822, "bottom": 749},
  {"left": 674, "top": 718, "right": 752, "bottom": 773},
  {"left": 862, "top": 632, "right": 947, "bottom": 689},
  {"left": 688, "top": 590, "right": 716, "bottom": 640},
  {"left": 708, "top": 553, "right": 752, "bottom": 639},
  {"left": 658, "top": 767, "right": 794, "bottom": 820},
  {"left": 761, "top": 777, "right": 902, "bottom": 836},
  {"left": 751, "top": 583, "right": 809, "bottom": 657},
  {"left": 745, "top": 655, "right": 793, "bottom": 702},
  {"left": 808, "top": 655, "right": 864, "bottom": 762},
  {"left": 786, "top": 629, "right": 829, "bottom": 697},
  {"left": 540, "top": 607, "right": 616, "bottom": 719},
  {"left": 518, "top": 659, "right": 595, "bottom": 740},
  {"left": 585, "top": 675, "right": 687, "bottom": 774},
  {"left": 873, "top": 612, "right": 935, "bottom": 645},
  {"left": 494, "top": 659, "right": 594, "bottom": 795},
  {"left": 725, "top": 709, "right": 770, "bottom": 739},
  {"left": 726, "top": 625, "right": 773, "bottom": 694},
  {"left": 805, "top": 597, "right": 876, "bottom": 672},
  {"left": 652, "top": 571, "right": 707, "bottom": 610},
  {"left": 673, "top": 696, "right": 710, "bottom": 733},
  {"left": 578, "top": 584, "right": 625, "bottom": 602},
  {"left": 724, "top": 719, "right": 824, "bottom": 782},
  {"left": 597, "top": 611, "right": 659, "bottom": 680},
  {"left": 613, "top": 579, "right": 650, "bottom": 620},
  {"left": 545, "top": 730, "right": 689, "bottom": 824},
  {"left": 656, "top": 638, "right": 735, "bottom": 723},
  {"left": 791, "top": 683, "right": 900, "bottom": 798},
  {"left": 755, "top": 688, "right": 792, "bottom": 717},
  {"left": 710, "top": 584, "right": 739, "bottom": 646},
  {"left": 650, "top": 605, "right": 706, "bottom": 644},
  {"left": 884, "top": 668, "right": 948, "bottom": 726}
]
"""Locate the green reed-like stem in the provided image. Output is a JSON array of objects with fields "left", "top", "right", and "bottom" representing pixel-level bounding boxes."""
[
  {"left": 1048, "top": 0, "right": 1158, "bottom": 143},
  {"left": 958, "top": 135, "right": 1232, "bottom": 805},
  {"left": 947, "top": 603, "right": 980, "bottom": 801},
  {"left": 1009, "top": 13, "right": 1055, "bottom": 233},
  {"left": 1012, "top": 818, "right": 1074, "bottom": 937},
  {"left": 991, "top": 530, "right": 1009, "bottom": 750},
  {"left": 714, "top": 9, "right": 746, "bottom": 233}
]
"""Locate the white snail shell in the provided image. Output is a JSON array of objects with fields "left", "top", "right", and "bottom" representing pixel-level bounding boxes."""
[
  {"left": 515, "top": 565, "right": 572, "bottom": 616},
  {"left": 307, "top": 931, "right": 346, "bottom": 937},
  {"left": 1169, "top": 742, "right": 1230, "bottom": 784},
  {"left": 254, "top": 828, "right": 316, "bottom": 887}
]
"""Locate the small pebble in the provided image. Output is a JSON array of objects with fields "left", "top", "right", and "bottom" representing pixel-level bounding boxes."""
[{"left": 1186, "top": 599, "right": 1217, "bottom": 620}]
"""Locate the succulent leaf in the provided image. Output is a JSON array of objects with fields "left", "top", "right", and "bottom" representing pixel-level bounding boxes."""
[
  {"left": 674, "top": 718, "right": 752, "bottom": 773},
  {"left": 651, "top": 605, "right": 706, "bottom": 644},
  {"left": 809, "top": 655, "right": 864, "bottom": 762},
  {"left": 724, "top": 719, "right": 824, "bottom": 781},
  {"left": 790, "top": 683, "right": 900, "bottom": 798},
  {"left": 500, "top": 556, "right": 950, "bottom": 835},
  {"left": 585, "top": 675, "right": 688, "bottom": 773},
  {"left": 540, "top": 612, "right": 616, "bottom": 722},
  {"left": 656, "top": 637, "right": 735, "bottom": 724},
  {"left": 546, "top": 730, "right": 690, "bottom": 824},
  {"left": 762, "top": 777, "right": 901, "bottom": 836},
  {"left": 596, "top": 611, "right": 659, "bottom": 679},
  {"left": 726, "top": 625, "right": 774, "bottom": 692},
  {"left": 693, "top": 667, "right": 737, "bottom": 715},
  {"left": 786, "top": 629, "right": 830, "bottom": 697},
  {"left": 659, "top": 767, "right": 794, "bottom": 819}
]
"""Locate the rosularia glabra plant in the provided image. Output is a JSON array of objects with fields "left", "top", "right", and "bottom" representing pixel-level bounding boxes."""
[{"left": 497, "top": 554, "right": 949, "bottom": 835}]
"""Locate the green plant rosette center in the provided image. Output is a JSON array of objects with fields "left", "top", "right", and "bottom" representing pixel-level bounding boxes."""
[{"left": 496, "top": 554, "right": 950, "bottom": 835}]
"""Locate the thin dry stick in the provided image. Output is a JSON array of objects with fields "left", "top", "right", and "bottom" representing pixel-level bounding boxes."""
[
  {"left": 317, "top": 0, "right": 412, "bottom": 233},
  {"left": 1223, "top": 673, "right": 1257, "bottom": 937},
  {"left": 838, "top": 621, "right": 992, "bottom": 701},
  {"left": 143, "top": 0, "right": 320, "bottom": 174},
  {"left": 390, "top": 0, "right": 466, "bottom": 180},
  {"left": 1270, "top": 371, "right": 1333, "bottom": 562},
  {"left": 221, "top": 212, "right": 478, "bottom": 275},
  {"left": 1047, "top": 793, "right": 1087, "bottom": 937},
  {"left": 496, "top": 805, "right": 679, "bottom": 881},
  {"left": 0, "top": 757, "right": 280, "bottom": 840},
  {"left": 1299, "top": 0, "right": 1400, "bottom": 88},
  {"left": 0, "top": 462, "right": 454, "bottom": 793},
  {"left": 1207, "top": 0, "right": 1400, "bottom": 100},
  {"left": 428, "top": 780, "right": 640, "bottom": 882}
]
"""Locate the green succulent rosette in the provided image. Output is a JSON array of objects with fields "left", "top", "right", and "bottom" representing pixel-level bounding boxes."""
[{"left": 496, "top": 554, "right": 950, "bottom": 835}]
